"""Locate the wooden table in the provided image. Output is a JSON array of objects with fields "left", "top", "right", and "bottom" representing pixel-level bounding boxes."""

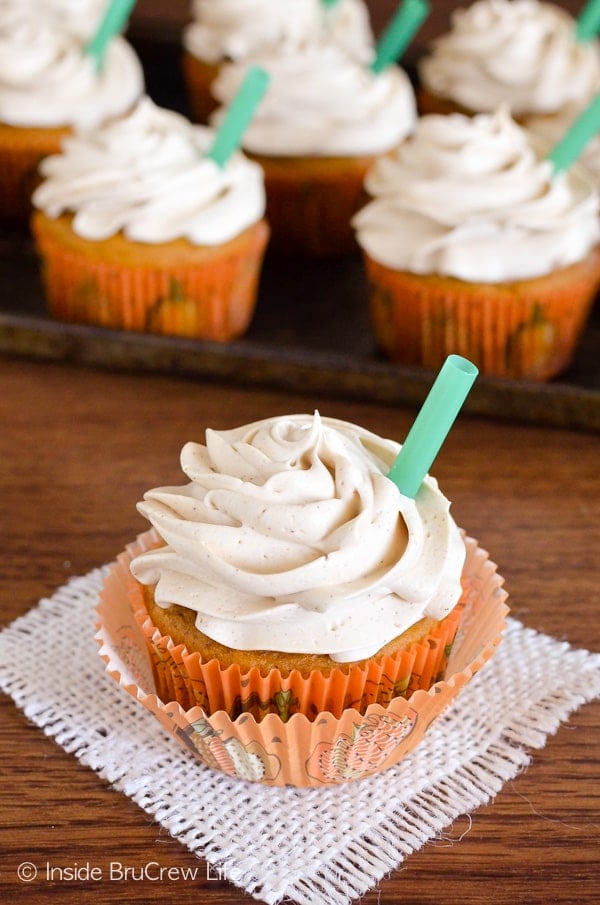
[{"left": 1, "top": 356, "right": 598, "bottom": 904}]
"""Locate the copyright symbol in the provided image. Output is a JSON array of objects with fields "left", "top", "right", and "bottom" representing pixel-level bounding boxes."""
[{"left": 17, "top": 862, "right": 37, "bottom": 882}]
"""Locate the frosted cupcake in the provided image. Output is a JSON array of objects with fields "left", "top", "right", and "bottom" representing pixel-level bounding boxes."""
[
  {"left": 127, "top": 412, "right": 469, "bottom": 718},
  {"left": 31, "top": 97, "right": 269, "bottom": 341},
  {"left": 210, "top": 40, "right": 416, "bottom": 255},
  {"left": 418, "top": 0, "right": 600, "bottom": 121},
  {"left": 0, "top": 8, "right": 144, "bottom": 223},
  {"left": 352, "top": 106, "right": 600, "bottom": 380},
  {"left": 182, "top": 0, "right": 374, "bottom": 123},
  {"left": 97, "top": 408, "right": 509, "bottom": 785}
]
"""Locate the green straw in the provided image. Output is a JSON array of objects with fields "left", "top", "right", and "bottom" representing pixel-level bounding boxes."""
[
  {"left": 547, "top": 91, "right": 600, "bottom": 173},
  {"left": 576, "top": 0, "right": 600, "bottom": 42},
  {"left": 387, "top": 355, "right": 478, "bottom": 499},
  {"left": 371, "top": 0, "right": 430, "bottom": 74},
  {"left": 321, "top": 0, "right": 341, "bottom": 8},
  {"left": 207, "top": 66, "right": 270, "bottom": 169},
  {"left": 85, "top": 0, "right": 137, "bottom": 72}
]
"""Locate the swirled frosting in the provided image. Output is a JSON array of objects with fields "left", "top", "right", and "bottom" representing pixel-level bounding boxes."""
[
  {"left": 418, "top": 0, "right": 600, "bottom": 116},
  {"left": 0, "top": 10, "right": 144, "bottom": 129},
  {"left": 130, "top": 413, "right": 466, "bottom": 663},
  {"left": 210, "top": 43, "right": 415, "bottom": 157},
  {"left": 32, "top": 97, "right": 266, "bottom": 245},
  {"left": 183, "top": 0, "right": 374, "bottom": 65},
  {"left": 352, "top": 107, "right": 600, "bottom": 282}
]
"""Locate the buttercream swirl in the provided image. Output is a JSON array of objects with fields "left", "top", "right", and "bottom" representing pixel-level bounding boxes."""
[
  {"left": 527, "top": 102, "right": 600, "bottom": 186},
  {"left": 210, "top": 42, "right": 415, "bottom": 157},
  {"left": 0, "top": 10, "right": 144, "bottom": 129},
  {"left": 130, "top": 413, "right": 466, "bottom": 663},
  {"left": 32, "top": 97, "right": 266, "bottom": 245},
  {"left": 183, "top": 0, "right": 374, "bottom": 65},
  {"left": 419, "top": 0, "right": 600, "bottom": 116},
  {"left": 0, "top": 0, "right": 109, "bottom": 38},
  {"left": 352, "top": 107, "right": 599, "bottom": 282}
]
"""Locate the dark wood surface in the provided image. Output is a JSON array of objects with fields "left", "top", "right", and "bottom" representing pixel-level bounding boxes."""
[{"left": 1, "top": 356, "right": 599, "bottom": 904}]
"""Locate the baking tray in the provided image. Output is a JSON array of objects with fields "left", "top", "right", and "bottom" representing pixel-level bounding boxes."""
[{"left": 1, "top": 33, "right": 598, "bottom": 433}]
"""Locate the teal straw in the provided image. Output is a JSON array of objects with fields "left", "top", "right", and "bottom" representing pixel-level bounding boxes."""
[
  {"left": 207, "top": 67, "right": 270, "bottom": 169},
  {"left": 371, "top": 0, "right": 430, "bottom": 74},
  {"left": 85, "top": 0, "right": 137, "bottom": 72},
  {"left": 387, "top": 355, "right": 478, "bottom": 499},
  {"left": 576, "top": 0, "right": 600, "bottom": 42},
  {"left": 547, "top": 91, "right": 600, "bottom": 173}
]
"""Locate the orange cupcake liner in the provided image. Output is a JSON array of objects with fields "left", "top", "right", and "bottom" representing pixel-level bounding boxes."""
[
  {"left": 0, "top": 123, "right": 69, "bottom": 223},
  {"left": 250, "top": 152, "right": 375, "bottom": 256},
  {"left": 96, "top": 530, "right": 508, "bottom": 786},
  {"left": 181, "top": 51, "right": 221, "bottom": 125},
  {"left": 31, "top": 212, "right": 270, "bottom": 341},
  {"left": 364, "top": 247, "right": 600, "bottom": 380}
]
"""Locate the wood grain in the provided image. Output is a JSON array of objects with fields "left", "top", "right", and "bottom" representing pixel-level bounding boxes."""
[{"left": 1, "top": 357, "right": 599, "bottom": 904}]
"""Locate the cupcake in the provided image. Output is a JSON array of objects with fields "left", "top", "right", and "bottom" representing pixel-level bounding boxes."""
[
  {"left": 182, "top": 0, "right": 374, "bottom": 124},
  {"left": 97, "top": 411, "right": 508, "bottom": 786},
  {"left": 0, "top": 7, "right": 144, "bottom": 223},
  {"left": 527, "top": 96, "right": 600, "bottom": 187},
  {"left": 31, "top": 97, "right": 269, "bottom": 341},
  {"left": 352, "top": 106, "right": 600, "bottom": 381},
  {"left": 418, "top": 0, "right": 600, "bottom": 122},
  {"left": 210, "top": 39, "right": 416, "bottom": 255}
]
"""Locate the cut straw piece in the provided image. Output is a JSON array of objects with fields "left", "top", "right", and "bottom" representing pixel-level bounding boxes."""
[
  {"left": 371, "top": 0, "right": 430, "bottom": 74},
  {"left": 547, "top": 91, "right": 600, "bottom": 173},
  {"left": 387, "top": 355, "right": 478, "bottom": 499},
  {"left": 576, "top": 0, "right": 600, "bottom": 43},
  {"left": 207, "top": 66, "right": 270, "bottom": 169},
  {"left": 85, "top": 0, "right": 137, "bottom": 72}
]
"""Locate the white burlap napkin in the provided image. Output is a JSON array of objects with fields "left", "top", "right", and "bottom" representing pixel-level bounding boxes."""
[{"left": 1, "top": 567, "right": 599, "bottom": 905}]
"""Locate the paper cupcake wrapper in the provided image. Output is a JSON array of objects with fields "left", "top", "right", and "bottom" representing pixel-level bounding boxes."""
[
  {"left": 31, "top": 213, "right": 269, "bottom": 342},
  {"left": 251, "top": 153, "right": 375, "bottom": 256},
  {"left": 127, "top": 528, "right": 465, "bottom": 721},
  {"left": 0, "top": 124, "right": 68, "bottom": 223},
  {"left": 182, "top": 52, "right": 221, "bottom": 125},
  {"left": 96, "top": 532, "right": 508, "bottom": 787},
  {"left": 364, "top": 248, "right": 600, "bottom": 381}
]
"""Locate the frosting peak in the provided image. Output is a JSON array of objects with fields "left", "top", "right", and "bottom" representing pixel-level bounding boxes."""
[{"left": 130, "top": 413, "right": 466, "bottom": 662}]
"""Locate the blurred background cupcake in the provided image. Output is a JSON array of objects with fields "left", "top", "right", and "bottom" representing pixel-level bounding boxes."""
[
  {"left": 352, "top": 106, "right": 600, "bottom": 381},
  {"left": 31, "top": 95, "right": 270, "bottom": 341},
  {"left": 210, "top": 26, "right": 417, "bottom": 256},
  {"left": 417, "top": 0, "right": 600, "bottom": 125},
  {"left": 0, "top": 5, "right": 144, "bottom": 224},
  {"left": 182, "top": 0, "right": 374, "bottom": 124}
]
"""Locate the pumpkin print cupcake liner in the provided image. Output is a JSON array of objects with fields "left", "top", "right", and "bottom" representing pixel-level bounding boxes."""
[
  {"left": 0, "top": 123, "right": 69, "bottom": 224},
  {"left": 364, "top": 247, "right": 600, "bottom": 381},
  {"left": 96, "top": 530, "right": 509, "bottom": 787},
  {"left": 31, "top": 211, "right": 270, "bottom": 342}
]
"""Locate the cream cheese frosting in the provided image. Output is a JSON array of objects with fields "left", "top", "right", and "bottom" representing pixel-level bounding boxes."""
[
  {"left": 210, "top": 42, "right": 416, "bottom": 157},
  {"left": 419, "top": 0, "right": 600, "bottom": 117},
  {"left": 0, "top": 10, "right": 144, "bottom": 129},
  {"left": 352, "top": 107, "right": 600, "bottom": 282},
  {"left": 130, "top": 412, "right": 466, "bottom": 663},
  {"left": 32, "top": 97, "right": 266, "bottom": 245},
  {"left": 183, "top": 0, "right": 374, "bottom": 65},
  {"left": 0, "top": 0, "right": 109, "bottom": 38},
  {"left": 527, "top": 102, "right": 600, "bottom": 186}
]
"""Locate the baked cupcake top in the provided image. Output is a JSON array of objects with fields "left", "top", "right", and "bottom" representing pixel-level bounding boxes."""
[
  {"left": 210, "top": 40, "right": 416, "bottom": 157},
  {"left": 0, "top": 9, "right": 144, "bottom": 129},
  {"left": 130, "top": 412, "right": 466, "bottom": 663},
  {"left": 183, "top": 0, "right": 373, "bottom": 65},
  {"left": 352, "top": 107, "right": 599, "bottom": 282},
  {"left": 32, "top": 97, "right": 267, "bottom": 245},
  {"left": 418, "top": 0, "right": 600, "bottom": 117}
]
